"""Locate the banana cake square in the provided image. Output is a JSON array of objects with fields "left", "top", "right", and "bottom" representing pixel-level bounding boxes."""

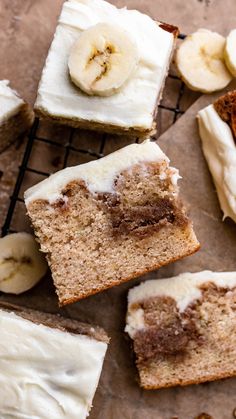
[
  {"left": 126, "top": 271, "right": 236, "bottom": 389},
  {"left": 0, "top": 302, "right": 109, "bottom": 418},
  {"left": 34, "top": 0, "right": 178, "bottom": 138},
  {"left": 25, "top": 140, "right": 199, "bottom": 305}
]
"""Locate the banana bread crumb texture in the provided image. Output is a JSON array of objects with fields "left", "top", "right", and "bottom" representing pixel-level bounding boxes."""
[
  {"left": 126, "top": 271, "right": 236, "bottom": 389},
  {"left": 25, "top": 140, "right": 199, "bottom": 305}
]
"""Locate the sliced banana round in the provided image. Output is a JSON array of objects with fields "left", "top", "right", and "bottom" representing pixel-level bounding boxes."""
[
  {"left": 176, "top": 29, "right": 232, "bottom": 93},
  {"left": 224, "top": 29, "right": 236, "bottom": 77},
  {"left": 68, "top": 23, "right": 139, "bottom": 97},
  {"left": 0, "top": 232, "right": 48, "bottom": 294}
]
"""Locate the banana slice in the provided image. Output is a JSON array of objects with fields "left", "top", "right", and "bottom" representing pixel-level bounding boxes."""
[
  {"left": 224, "top": 29, "right": 236, "bottom": 77},
  {"left": 68, "top": 23, "right": 139, "bottom": 97},
  {"left": 176, "top": 29, "right": 232, "bottom": 93},
  {"left": 0, "top": 232, "right": 48, "bottom": 294}
]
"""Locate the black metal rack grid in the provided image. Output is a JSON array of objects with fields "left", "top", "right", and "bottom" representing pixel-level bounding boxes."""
[{"left": 1, "top": 34, "right": 187, "bottom": 237}]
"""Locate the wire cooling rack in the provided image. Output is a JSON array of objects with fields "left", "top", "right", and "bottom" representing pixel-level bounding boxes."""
[{"left": 1, "top": 34, "right": 188, "bottom": 237}]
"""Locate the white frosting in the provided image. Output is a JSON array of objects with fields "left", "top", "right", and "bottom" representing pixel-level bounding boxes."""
[
  {"left": 0, "top": 80, "right": 23, "bottom": 123},
  {"left": 25, "top": 139, "right": 178, "bottom": 205},
  {"left": 35, "top": 0, "right": 174, "bottom": 129},
  {"left": 198, "top": 104, "right": 236, "bottom": 223},
  {"left": 126, "top": 271, "right": 236, "bottom": 338},
  {"left": 0, "top": 309, "right": 107, "bottom": 419}
]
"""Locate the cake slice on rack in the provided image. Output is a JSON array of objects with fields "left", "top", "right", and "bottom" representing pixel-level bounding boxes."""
[
  {"left": 25, "top": 139, "right": 199, "bottom": 305},
  {"left": 34, "top": 0, "right": 179, "bottom": 138},
  {"left": 0, "top": 301, "right": 109, "bottom": 418},
  {"left": 0, "top": 80, "right": 34, "bottom": 152}
]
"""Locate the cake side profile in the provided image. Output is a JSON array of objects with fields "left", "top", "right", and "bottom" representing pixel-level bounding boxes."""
[
  {"left": 0, "top": 232, "right": 48, "bottom": 295},
  {"left": 25, "top": 140, "right": 199, "bottom": 305},
  {"left": 34, "top": 0, "right": 178, "bottom": 138},
  {"left": 197, "top": 91, "right": 236, "bottom": 223},
  {"left": 126, "top": 271, "right": 236, "bottom": 389},
  {"left": 0, "top": 301, "right": 109, "bottom": 419},
  {"left": 0, "top": 80, "right": 34, "bottom": 152}
]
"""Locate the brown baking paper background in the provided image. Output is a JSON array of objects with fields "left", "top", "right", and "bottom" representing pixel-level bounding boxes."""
[
  {"left": 1, "top": 1, "right": 236, "bottom": 418},
  {"left": 3, "top": 82, "right": 236, "bottom": 419}
]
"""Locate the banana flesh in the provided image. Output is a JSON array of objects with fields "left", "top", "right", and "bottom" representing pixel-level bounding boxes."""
[
  {"left": 0, "top": 233, "right": 48, "bottom": 294},
  {"left": 68, "top": 23, "right": 139, "bottom": 97},
  {"left": 176, "top": 29, "right": 232, "bottom": 93},
  {"left": 224, "top": 29, "right": 236, "bottom": 77}
]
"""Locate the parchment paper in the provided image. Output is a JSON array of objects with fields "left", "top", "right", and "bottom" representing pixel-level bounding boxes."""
[{"left": 1, "top": 82, "right": 235, "bottom": 419}]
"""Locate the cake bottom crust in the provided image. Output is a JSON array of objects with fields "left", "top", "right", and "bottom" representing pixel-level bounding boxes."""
[
  {"left": 62, "top": 224, "right": 199, "bottom": 306},
  {"left": 141, "top": 369, "right": 236, "bottom": 390},
  {"left": 35, "top": 107, "right": 156, "bottom": 139}
]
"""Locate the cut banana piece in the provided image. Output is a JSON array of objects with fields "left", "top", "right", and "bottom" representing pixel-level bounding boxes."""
[
  {"left": 0, "top": 233, "right": 48, "bottom": 294},
  {"left": 224, "top": 29, "right": 236, "bottom": 77},
  {"left": 68, "top": 23, "right": 139, "bottom": 97},
  {"left": 176, "top": 29, "right": 232, "bottom": 93}
]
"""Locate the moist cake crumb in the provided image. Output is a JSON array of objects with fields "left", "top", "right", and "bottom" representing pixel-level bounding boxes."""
[
  {"left": 126, "top": 271, "right": 236, "bottom": 389},
  {"left": 25, "top": 140, "right": 199, "bottom": 306}
]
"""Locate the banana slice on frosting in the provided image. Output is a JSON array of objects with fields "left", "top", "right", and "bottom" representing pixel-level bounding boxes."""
[
  {"left": 68, "top": 23, "right": 139, "bottom": 97},
  {"left": 224, "top": 29, "right": 236, "bottom": 77},
  {"left": 176, "top": 29, "right": 232, "bottom": 93},
  {"left": 0, "top": 232, "right": 48, "bottom": 294}
]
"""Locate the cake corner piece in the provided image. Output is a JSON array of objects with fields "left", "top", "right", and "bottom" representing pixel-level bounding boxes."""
[
  {"left": 34, "top": 0, "right": 179, "bottom": 137},
  {"left": 126, "top": 271, "right": 236, "bottom": 389},
  {"left": 25, "top": 139, "right": 199, "bottom": 305},
  {"left": 0, "top": 301, "right": 109, "bottom": 418}
]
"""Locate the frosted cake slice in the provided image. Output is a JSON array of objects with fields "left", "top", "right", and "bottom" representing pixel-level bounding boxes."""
[
  {"left": 25, "top": 139, "right": 199, "bottom": 306},
  {"left": 34, "top": 0, "right": 178, "bottom": 138},
  {"left": 126, "top": 271, "right": 236, "bottom": 389},
  {"left": 0, "top": 302, "right": 109, "bottom": 418}
]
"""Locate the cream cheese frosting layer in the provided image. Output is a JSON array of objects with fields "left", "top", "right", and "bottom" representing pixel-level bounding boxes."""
[
  {"left": 35, "top": 0, "right": 174, "bottom": 129},
  {"left": 24, "top": 139, "right": 179, "bottom": 205},
  {"left": 126, "top": 271, "right": 236, "bottom": 338},
  {"left": 0, "top": 309, "right": 107, "bottom": 419},
  {"left": 0, "top": 80, "right": 23, "bottom": 123},
  {"left": 198, "top": 104, "right": 236, "bottom": 223}
]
